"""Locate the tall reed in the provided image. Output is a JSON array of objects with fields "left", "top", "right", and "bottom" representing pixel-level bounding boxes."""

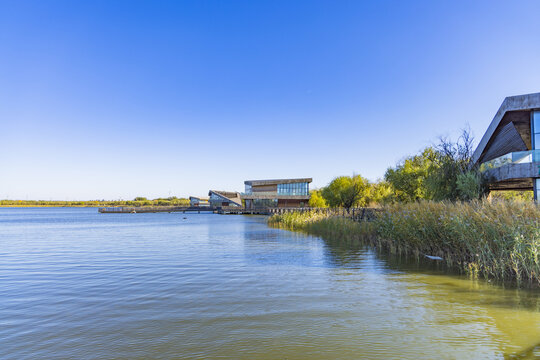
[{"left": 268, "top": 200, "right": 540, "bottom": 285}]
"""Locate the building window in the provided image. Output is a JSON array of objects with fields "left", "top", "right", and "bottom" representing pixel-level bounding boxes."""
[
  {"left": 251, "top": 199, "right": 278, "bottom": 208},
  {"left": 533, "top": 111, "right": 540, "bottom": 150},
  {"left": 277, "top": 182, "right": 309, "bottom": 195}
]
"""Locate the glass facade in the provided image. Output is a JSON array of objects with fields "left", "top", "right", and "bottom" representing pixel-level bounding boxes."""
[
  {"left": 534, "top": 111, "right": 540, "bottom": 150},
  {"left": 479, "top": 150, "right": 540, "bottom": 172},
  {"left": 244, "top": 184, "right": 252, "bottom": 194},
  {"left": 209, "top": 192, "right": 240, "bottom": 207},
  {"left": 534, "top": 111, "right": 540, "bottom": 201},
  {"left": 251, "top": 199, "right": 278, "bottom": 208},
  {"left": 277, "top": 182, "right": 309, "bottom": 196}
]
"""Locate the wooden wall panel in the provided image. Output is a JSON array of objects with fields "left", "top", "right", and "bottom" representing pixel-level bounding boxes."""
[
  {"left": 277, "top": 199, "right": 305, "bottom": 207},
  {"left": 253, "top": 185, "right": 277, "bottom": 192},
  {"left": 482, "top": 122, "right": 528, "bottom": 162}
]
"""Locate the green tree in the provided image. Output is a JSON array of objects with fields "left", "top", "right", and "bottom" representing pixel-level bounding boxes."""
[
  {"left": 456, "top": 171, "right": 484, "bottom": 201},
  {"left": 321, "top": 175, "right": 370, "bottom": 209},
  {"left": 134, "top": 197, "right": 147, "bottom": 201},
  {"left": 384, "top": 147, "right": 436, "bottom": 202},
  {"left": 425, "top": 128, "right": 485, "bottom": 201},
  {"left": 308, "top": 189, "right": 328, "bottom": 207},
  {"left": 370, "top": 181, "right": 395, "bottom": 205}
]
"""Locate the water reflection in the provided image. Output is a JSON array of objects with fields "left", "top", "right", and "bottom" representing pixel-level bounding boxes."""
[
  {"left": 316, "top": 227, "right": 540, "bottom": 358},
  {"left": 1, "top": 209, "right": 539, "bottom": 359}
]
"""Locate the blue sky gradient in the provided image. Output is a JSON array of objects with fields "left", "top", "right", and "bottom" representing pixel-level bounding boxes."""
[{"left": 2, "top": 0, "right": 540, "bottom": 200}]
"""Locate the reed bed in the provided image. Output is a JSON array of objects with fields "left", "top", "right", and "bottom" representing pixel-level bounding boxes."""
[
  {"left": 268, "top": 200, "right": 540, "bottom": 286},
  {"left": 267, "top": 210, "right": 376, "bottom": 246}
]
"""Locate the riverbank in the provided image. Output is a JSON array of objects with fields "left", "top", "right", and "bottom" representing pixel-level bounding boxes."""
[{"left": 268, "top": 200, "right": 540, "bottom": 286}]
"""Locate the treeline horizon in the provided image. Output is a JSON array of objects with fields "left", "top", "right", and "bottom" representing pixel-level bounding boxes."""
[{"left": 0, "top": 197, "right": 191, "bottom": 207}]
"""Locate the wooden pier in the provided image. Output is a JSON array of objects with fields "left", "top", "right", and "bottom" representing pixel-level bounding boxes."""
[
  {"left": 216, "top": 207, "right": 271, "bottom": 215},
  {"left": 98, "top": 206, "right": 272, "bottom": 215},
  {"left": 98, "top": 206, "right": 215, "bottom": 213},
  {"left": 98, "top": 206, "right": 380, "bottom": 221}
]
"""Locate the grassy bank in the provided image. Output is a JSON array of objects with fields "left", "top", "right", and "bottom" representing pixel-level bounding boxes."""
[{"left": 268, "top": 200, "right": 540, "bottom": 286}]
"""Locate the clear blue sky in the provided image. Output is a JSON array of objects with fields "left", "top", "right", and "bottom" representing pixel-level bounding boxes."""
[{"left": 2, "top": 0, "right": 540, "bottom": 200}]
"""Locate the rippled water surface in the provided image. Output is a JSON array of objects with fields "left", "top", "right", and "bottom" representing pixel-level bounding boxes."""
[{"left": 1, "top": 208, "right": 539, "bottom": 359}]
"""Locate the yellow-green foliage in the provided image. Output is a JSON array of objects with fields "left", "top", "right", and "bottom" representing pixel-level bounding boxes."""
[
  {"left": 321, "top": 175, "right": 371, "bottom": 208},
  {"left": 491, "top": 190, "right": 534, "bottom": 201},
  {"left": 384, "top": 147, "right": 436, "bottom": 202},
  {"left": 269, "top": 200, "right": 540, "bottom": 286},
  {"left": 308, "top": 190, "right": 328, "bottom": 208}
]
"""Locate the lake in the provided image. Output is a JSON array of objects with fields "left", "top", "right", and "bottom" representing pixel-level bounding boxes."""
[{"left": 1, "top": 208, "right": 539, "bottom": 359}]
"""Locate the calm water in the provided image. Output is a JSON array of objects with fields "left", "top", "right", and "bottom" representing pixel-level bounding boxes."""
[{"left": 1, "top": 208, "right": 539, "bottom": 359}]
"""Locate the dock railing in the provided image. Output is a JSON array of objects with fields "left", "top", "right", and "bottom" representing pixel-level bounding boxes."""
[
  {"left": 98, "top": 206, "right": 214, "bottom": 213},
  {"left": 98, "top": 205, "right": 381, "bottom": 220}
]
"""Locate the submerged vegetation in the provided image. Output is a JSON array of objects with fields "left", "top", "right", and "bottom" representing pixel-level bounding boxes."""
[
  {"left": 268, "top": 200, "right": 540, "bottom": 286},
  {"left": 0, "top": 197, "right": 190, "bottom": 207}
]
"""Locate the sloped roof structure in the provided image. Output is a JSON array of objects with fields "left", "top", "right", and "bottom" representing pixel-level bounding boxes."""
[
  {"left": 208, "top": 190, "right": 242, "bottom": 206},
  {"left": 472, "top": 92, "right": 540, "bottom": 165},
  {"left": 189, "top": 196, "right": 209, "bottom": 201}
]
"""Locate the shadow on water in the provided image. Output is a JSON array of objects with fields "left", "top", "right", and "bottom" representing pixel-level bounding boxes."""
[
  {"left": 321, "top": 235, "right": 540, "bottom": 358},
  {"left": 242, "top": 217, "right": 540, "bottom": 358},
  {"left": 316, "top": 235, "right": 540, "bottom": 313},
  {"left": 244, "top": 216, "right": 540, "bottom": 315},
  {"left": 506, "top": 342, "right": 540, "bottom": 359}
]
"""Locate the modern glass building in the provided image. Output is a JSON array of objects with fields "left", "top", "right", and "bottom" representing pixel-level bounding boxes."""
[
  {"left": 189, "top": 196, "right": 209, "bottom": 207},
  {"left": 207, "top": 190, "right": 242, "bottom": 207},
  {"left": 532, "top": 110, "right": 540, "bottom": 200},
  {"left": 241, "top": 178, "right": 312, "bottom": 208},
  {"left": 473, "top": 93, "right": 540, "bottom": 200}
]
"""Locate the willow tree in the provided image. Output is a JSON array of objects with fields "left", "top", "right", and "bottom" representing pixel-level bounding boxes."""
[
  {"left": 308, "top": 189, "right": 328, "bottom": 208},
  {"left": 321, "top": 175, "right": 370, "bottom": 210}
]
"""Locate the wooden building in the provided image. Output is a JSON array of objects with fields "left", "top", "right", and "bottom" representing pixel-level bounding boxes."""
[
  {"left": 473, "top": 92, "right": 540, "bottom": 199},
  {"left": 189, "top": 196, "right": 209, "bottom": 207},
  {"left": 208, "top": 190, "right": 242, "bottom": 207},
  {"left": 241, "top": 178, "right": 312, "bottom": 208}
]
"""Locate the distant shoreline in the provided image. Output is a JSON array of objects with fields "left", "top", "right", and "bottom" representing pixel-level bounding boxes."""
[
  {"left": 0, "top": 199, "right": 191, "bottom": 208},
  {"left": 0, "top": 205, "right": 102, "bottom": 208}
]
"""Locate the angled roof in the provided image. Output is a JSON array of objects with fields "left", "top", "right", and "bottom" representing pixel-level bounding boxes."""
[
  {"left": 208, "top": 190, "right": 242, "bottom": 206},
  {"left": 472, "top": 92, "right": 540, "bottom": 164},
  {"left": 189, "top": 196, "right": 209, "bottom": 201},
  {"left": 244, "top": 178, "right": 312, "bottom": 186}
]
